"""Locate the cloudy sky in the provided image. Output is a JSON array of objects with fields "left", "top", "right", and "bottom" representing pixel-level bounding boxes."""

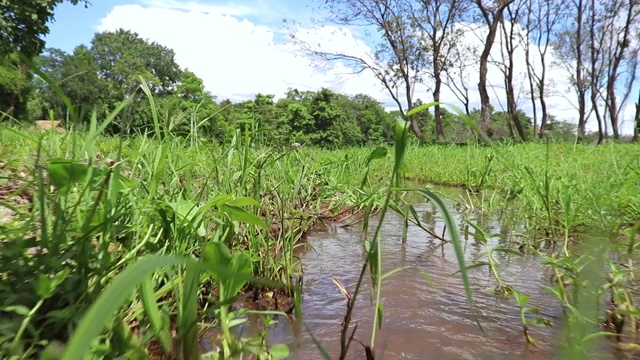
[{"left": 44, "top": 0, "right": 637, "bottom": 135}]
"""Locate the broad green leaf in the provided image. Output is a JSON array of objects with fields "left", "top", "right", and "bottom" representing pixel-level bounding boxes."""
[
  {"left": 225, "top": 252, "right": 252, "bottom": 298},
  {"left": 202, "top": 241, "right": 232, "bottom": 275},
  {"left": 2, "top": 305, "right": 30, "bottom": 316},
  {"left": 406, "top": 102, "right": 438, "bottom": 117},
  {"left": 47, "top": 158, "right": 90, "bottom": 196},
  {"left": 219, "top": 204, "right": 267, "bottom": 229},
  {"left": 227, "top": 197, "right": 261, "bottom": 207},
  {"left": 269, "top": 344, "right": 290, "bottom": 360}
]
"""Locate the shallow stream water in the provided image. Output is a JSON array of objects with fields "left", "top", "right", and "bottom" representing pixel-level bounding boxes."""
[{"left": 229, "top": 188, "right": 627, "bottom": 359}]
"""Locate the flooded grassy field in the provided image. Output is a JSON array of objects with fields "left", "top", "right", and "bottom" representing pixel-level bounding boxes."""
[{"left": 230, "top": 189, "right": 629, "bottom": 359}]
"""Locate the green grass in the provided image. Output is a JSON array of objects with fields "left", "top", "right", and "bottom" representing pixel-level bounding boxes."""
[
  {"left": 0, "top": 126, "right": 382, "bottom": 359},
  {"left": 2, "top": 122, "right": 640, "bottom": 359}
]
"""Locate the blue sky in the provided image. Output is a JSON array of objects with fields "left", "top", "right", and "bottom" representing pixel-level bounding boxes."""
[
  {"left": 44, "top": 0, "right": 312, "bottom": 52},
  {"left": 44, "top": 0, "right": 132, "bottom": 52}
]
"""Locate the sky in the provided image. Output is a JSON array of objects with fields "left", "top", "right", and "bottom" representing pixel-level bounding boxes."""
[{"left": 43, "top": 0, "right": 638, "bottom": 135}]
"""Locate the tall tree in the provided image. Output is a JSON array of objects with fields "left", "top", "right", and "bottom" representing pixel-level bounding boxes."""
[
  {"left": 34, "top": 46, "right": 108, "bottom": 121},
  {"left": 410, "top": 0, "right": 465, "bottom": 141},
  {"left": 0, "top": 53, "right": 33, "bottom": 121},
  {"left": 523, "top": 0, "right": 564, "bottom": 139},
  {"left": 442, "top": 28, "right": 477, "bottom": 116},
  {"left": 498, "top": 0, "right": 527, "bottom": 141},
  {"left": 600, "top": 0, "right": 640, "bottom": 139},
  {"left": 0, "top": 0, "right": 89, "bottom": 58},
  {"left": 587, "top": 0, "right": 606, "bottom": 143},
  {"left": 291, "top": 0, "right": 427, "bottom": 141},
  {"left": 553, "top": 0, "right": 589, "bottom": 139},
  {"left": 90, "top": 29, "right": 182, "bottom": 132},
  {"left": 472, "top": 0, "right": 516, "bottom": 137}
]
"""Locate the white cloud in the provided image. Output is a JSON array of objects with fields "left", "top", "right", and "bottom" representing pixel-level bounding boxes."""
[
  {"left": 97, "top": 3, "right": 388, "bottom": 104},
  {"left": 98, "top": 2, "right": 637, "bottom": 135},
  {"left": 139, "top": 0, "right": 256, "bottom": 16}
]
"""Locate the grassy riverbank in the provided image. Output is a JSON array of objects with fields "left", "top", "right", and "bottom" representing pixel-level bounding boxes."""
[{"left": 1, "top": 125, "right": 639, "bottom": 359}]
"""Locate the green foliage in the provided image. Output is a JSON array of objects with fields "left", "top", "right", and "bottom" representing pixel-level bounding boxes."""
[
  {"left": 0, "top": 0, "right": 89, "bottom": 58},
  {"left": 0, "top": 53, "right": 34, "bottom": 121}
]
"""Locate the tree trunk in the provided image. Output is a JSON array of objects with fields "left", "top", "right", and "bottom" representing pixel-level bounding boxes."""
[
  {"left": 433, "top": 80, "right": 445, "bottom": 141},
  {"left": 607, "top": 82, "right": 620, "bottom": 139},
  {"left": 591, "top": 88, "right": 605, "bottom": 144},
  {"left": 476, "top": 0, "right": 513, "bottom": 137},
  {"left": 633, "top": 88, "right": 640, "bottom": 142},
  {"left": 604, "top": 0, "right": 633, "bottom": 140},
  {"left": 478, "top": 42, "right": 494, "bottom": 134},
  {"left": 575, "top": 0, "right": 587, "bottom": 140},
  {"left": 406, "top": 89, "right": 424, "bottom": 141},
  {"left": 501, "top": 11, "right": 526, "bottom": 142},
  {"left": 525, "top": 43, "right": 538, "bottom": 138}
]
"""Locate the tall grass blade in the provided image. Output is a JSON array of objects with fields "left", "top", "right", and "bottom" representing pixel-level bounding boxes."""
[{"left": 61, "top": 256, "right": 196, "bottom": 360}]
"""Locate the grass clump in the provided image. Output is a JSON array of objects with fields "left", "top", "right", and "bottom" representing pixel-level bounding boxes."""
[{"left": 0, "top": 122, "right": 379, "bottom": 359}]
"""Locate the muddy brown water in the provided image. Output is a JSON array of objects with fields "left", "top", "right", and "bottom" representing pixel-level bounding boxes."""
[{"left": 214, "top": 189, "right": 627, "bottom": 359}]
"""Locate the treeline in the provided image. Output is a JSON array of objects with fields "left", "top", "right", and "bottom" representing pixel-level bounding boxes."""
[
  {"left": 1, "top": 28, "right": 582, "bottom": 146},
  {"left": 296, "top": 0, "right": 640, "bottom": 143},
  {"left": 2, "top": 0, "right": 639, "bottom": 144}
]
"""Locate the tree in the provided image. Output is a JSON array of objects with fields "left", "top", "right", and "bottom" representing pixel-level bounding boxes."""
[
  {"left": 472, "top": 0, "right": 515, "bottom": 136},
  {"left": 334, "top": 93, "right": 395, "bottom": 144},
  {"left": 634, "top": 88, "right": 640, "bottom": 142},
  {"left": 308, "top": 88, "right": 347, "bottom": 147},
  {"left": 410, "top": 0, "right": 466, "bottom": 141},
  {"left": 552, "top": 0, "right": 589, "bottom": 139},
  {"left": 523, "top": 0, "right": 564, "bottom": 139},
  {"left": 443, "top": 29, "right": 477, "bottom": 115},
  {"left": 34, "top": 46, "right": 108, "bottom": 121},
  {"left": 600, "top": 0, "right": 640, "bottom": 140},
  {"left": 291, "top": 0, "right": 427, "bottom": 141},
  {"left": 91, "top": 29, "right": 182, "bottom": 132},
  {"left": 0, "top": 0, "right": 89, "bottom": 58},
  {"left": 0, "top": 53, "right": 33, "bottom": 120},
  {"left": 498, "top": 0, "right": 527, "bottom": 141}
]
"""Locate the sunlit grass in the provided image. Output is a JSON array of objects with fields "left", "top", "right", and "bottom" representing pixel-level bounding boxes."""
[{"left": 2, "top": 120, "right": 640, "bottom": 359}]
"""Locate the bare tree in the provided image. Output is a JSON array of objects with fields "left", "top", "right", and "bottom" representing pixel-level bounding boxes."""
[
  {"left": 523, "top": 3, "right": 539, "bottom": 136},
  {"left": 498, "top": 0, "right": 527, "bottom": 141},
  {"left": 551, "top": 0, "right": 591, "bottom": 140},
  {"left": 409, "top": 0, "right": 465, "bottom": 141},
  {"left": 600, "top": 0, "right": 640, "bottom": 139},
  {"left": 443, "top": 33, "right": 477, "bottom": 115},
  {"left": 573, "top": 0, "right": 589, "bottom": 139},
  {"left": 587, "top": 0, "right": 606, "bottom": 143},
  {"left": 473, "top": 0, "right": 516, "bottom": 136},
  {"left": 290, "top": 0, "right": 427, "bottom": 141},
  {"left": 524, "top": 0, "right": 565, "bottom": 139}
]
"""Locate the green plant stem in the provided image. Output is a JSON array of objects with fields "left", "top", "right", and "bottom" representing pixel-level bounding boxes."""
[{"left": 11, "top": 300, "right": 44, "bottom": 348}]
